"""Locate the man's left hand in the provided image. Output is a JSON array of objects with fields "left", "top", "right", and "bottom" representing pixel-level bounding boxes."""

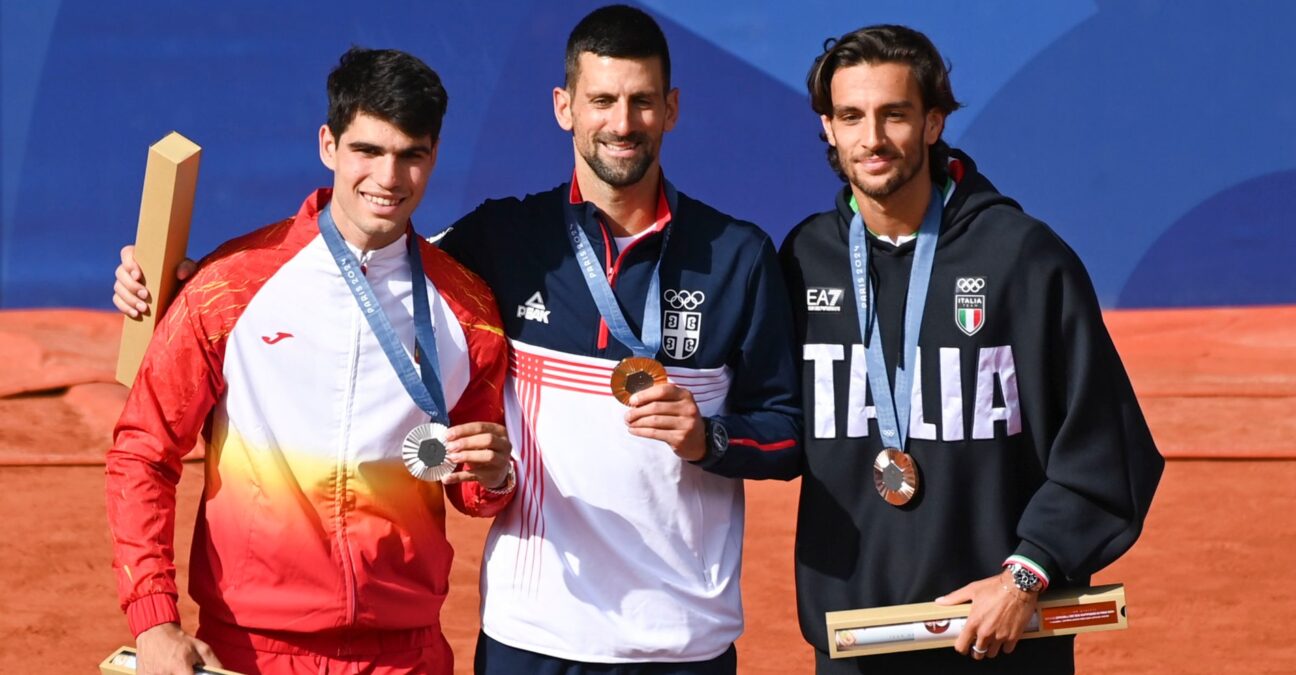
[
  {"left": 624, "top": 383, "right": 705, "bottom": 462},
  {"left": 935, "top": 569, "right": 1039, "bottom": 660},
  {"left": 442, "top": 422, "right": 513, "bottom": 489}
]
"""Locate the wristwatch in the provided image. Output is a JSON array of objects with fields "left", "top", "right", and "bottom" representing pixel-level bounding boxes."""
[
  {"left": 697, "top": 417, "right": 729, "bottom": 466},
  {"left": 1005, "top": 562, "right": 1045, "bottom": 593}
]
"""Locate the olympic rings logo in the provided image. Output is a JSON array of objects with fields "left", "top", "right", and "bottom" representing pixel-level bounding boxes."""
[
  {"left": 663, "top": 289, "right": 706, "bottom": 310},
  {"left": 956, "top": 277, "right": 985, "bottom": 293}
]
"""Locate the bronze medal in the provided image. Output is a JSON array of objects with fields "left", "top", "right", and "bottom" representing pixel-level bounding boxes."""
[
  {"left": 873, "top": 448, "right": 919, "bottom": 506},
  {"left": 610, "top": 356, "right": 668, "bottom": 406},
  {"left": 402, "top": 422, "right": 454, "bottom": 482}
]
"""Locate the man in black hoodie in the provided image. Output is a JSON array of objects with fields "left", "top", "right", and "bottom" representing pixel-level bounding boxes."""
[{"left": 779, "top": 25, "right": 1163, "bottom": 673}]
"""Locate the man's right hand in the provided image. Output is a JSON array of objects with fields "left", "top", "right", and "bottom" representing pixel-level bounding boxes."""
[
  {"left": 135, "top": 622, "right": 222, "bottom": 675},
  {"left": 113, "top": 244, "right": 197, "bottom": 318}
]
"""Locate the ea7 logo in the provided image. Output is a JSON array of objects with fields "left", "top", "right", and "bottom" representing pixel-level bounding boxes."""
[{"left": 806, "top": 287, "right": 844, "bottom": 312}]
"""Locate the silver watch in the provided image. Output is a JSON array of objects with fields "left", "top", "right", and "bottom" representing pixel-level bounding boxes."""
[{"left": 1006, "top": 562, "right": 1044, "bottom": 593}]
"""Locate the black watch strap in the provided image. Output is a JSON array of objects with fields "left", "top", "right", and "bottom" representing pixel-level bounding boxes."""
[{"left": 692, "top": 418, "right": 729, "bottom": 468}]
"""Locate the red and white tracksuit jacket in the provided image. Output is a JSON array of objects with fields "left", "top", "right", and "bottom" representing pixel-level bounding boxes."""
[{"left": 106, "top": 189, "right": 511, "bottom": 641}]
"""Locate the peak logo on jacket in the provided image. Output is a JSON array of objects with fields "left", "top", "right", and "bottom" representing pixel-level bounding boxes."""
[
  {"left": 954, "top": 277, "right": 986, "bottom": 336},
  {"left": 803, "top": 343, "right": 1022, "bottom": 441},
  {"left": 518, "top": 291, "right": 550, "bottom": 324},
  {"left": 662, "top": 289, "right": 704, "bottom": 360}
]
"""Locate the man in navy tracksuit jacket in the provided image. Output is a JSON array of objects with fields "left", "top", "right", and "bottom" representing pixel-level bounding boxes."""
[
  {"left": 440, "top": 174, "right": 800, "bottom": 669},
  {"left": 440, "top": 7, "right": 802, "bottom": 674}
]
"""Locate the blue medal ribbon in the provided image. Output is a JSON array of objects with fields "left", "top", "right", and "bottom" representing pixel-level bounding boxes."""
[
  {"left": 564, "top": 182, "right": 677, "bottom": 359},
  {"left": 849, "top": 185, "right": 945, "bottom": 451},
  {"left": 318, "top": 204, "right": 448, "bottom": 426}
]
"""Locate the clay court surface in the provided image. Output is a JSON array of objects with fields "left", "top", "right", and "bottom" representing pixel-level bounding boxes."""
[{"left": 2, "top": 307, "right": 1294, "bottom": 673}]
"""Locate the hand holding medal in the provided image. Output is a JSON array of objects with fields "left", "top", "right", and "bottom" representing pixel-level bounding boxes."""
[
  {"left": 566, "top": 194, "right": 707, "bottom": 462},
  {"left": 622, "top": 379, "right": 708, "bottom": 462},
  {"left": 437, "top": 421, "right": 515, "bottom": 489}
]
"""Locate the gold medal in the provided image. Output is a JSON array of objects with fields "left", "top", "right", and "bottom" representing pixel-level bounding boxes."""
[
  {"left": 402, "top": 422, "right": 454, "bottom": 482},
  {"left": 873, "top": 448, "right": 919, "bottom": 506},
  {"left": 610, "top": 356, "right": 668, "bottom": 406}
]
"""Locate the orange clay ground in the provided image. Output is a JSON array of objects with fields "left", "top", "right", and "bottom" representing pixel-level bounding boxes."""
[{"left": 2, "top": 306, "right": 1294, "bottom": 674}]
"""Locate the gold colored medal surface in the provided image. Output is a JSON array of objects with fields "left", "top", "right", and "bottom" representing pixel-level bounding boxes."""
[
  {"left": 610, "top": 357, "right": 668, "bottom": 406},
  {"left": 873, "top": 448, "right": 919, "bottom": 506}
]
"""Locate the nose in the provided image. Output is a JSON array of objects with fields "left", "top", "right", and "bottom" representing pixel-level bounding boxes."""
[
  {"left": 608, "top": 99, "right": 634, "bottom": 136},
  {"left": 372, "top": 155, "right": 399, "bottom": 188},
  {"left": 862, "top": 117, "right": 887, "bottom": 151}
]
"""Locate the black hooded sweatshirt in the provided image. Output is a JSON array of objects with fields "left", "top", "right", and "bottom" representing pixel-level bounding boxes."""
[{"left": 778, "top": 149, "right": 1163, "bottom": 673}]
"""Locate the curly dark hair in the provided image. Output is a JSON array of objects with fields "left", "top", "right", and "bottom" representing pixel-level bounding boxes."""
[{"left": 806, "top": 25, "right": 963, "bottom": 183}]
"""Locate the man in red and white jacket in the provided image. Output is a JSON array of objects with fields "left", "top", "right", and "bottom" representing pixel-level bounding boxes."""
[{"left": 106, "top": 48, "right": 514, "bottom": 675}]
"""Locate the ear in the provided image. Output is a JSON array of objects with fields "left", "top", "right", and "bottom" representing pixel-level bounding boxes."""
[
  {"left": 319, "top": 124, "right": 338, "bottom": 171},
  {"left": 663, "top": 87, "right": 680, "bottom": 132},
  {"left": 553, "top": 86, "right": 574, "bottom": 132},
  {"left": 924, "top": 108, "right": 945, "bottom": 147},
  {"left": 820, "top": 114, "right": 837, "bottom": 147}
]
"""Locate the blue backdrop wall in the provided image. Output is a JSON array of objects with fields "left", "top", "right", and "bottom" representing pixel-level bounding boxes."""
[{"left": 2, "top": 1, "right": 1293, "bottom": 309}]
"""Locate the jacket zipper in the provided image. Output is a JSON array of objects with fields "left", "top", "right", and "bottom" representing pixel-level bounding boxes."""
[{"left": 335, "top": 251, "right": 370, "bottom": 626}]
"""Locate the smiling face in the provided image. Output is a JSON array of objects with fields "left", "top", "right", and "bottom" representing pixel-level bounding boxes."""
[
  {"left": 318, "top": 111, "right": 437, "bottom": 251},
  {"left": 820, "top": 61, "right": 944, "bottom": 206},
  {"left": 554, "top": 53, "right": 678, "bottom": 190}
]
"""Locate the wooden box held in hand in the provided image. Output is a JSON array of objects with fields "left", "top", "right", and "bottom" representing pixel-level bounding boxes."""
[
  {"left": 826, "top": 583, "right": 1127, "bottom": 658},
  {"left": 100, "top": 645, "right": 242, "bottom": 675}
]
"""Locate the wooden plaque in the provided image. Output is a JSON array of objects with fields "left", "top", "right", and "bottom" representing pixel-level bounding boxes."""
[
  {"left": 826, "top": 583, "right": 1127, "bottom": 658},
  {"left": 115, "top": 131, "right": 201, "bottom": 387},
  {"left": 100, "top": 645, "right": 242, "bottom": 674}
]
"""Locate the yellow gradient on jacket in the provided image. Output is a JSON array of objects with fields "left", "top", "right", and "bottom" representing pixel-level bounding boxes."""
[{"left": 196, "top": 419, "right": 452, "bottom": 589}]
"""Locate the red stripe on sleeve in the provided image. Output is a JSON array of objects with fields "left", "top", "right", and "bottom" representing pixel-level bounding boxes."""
[{"left": 729, "top": 438, "right": 797, "bottom": 452}]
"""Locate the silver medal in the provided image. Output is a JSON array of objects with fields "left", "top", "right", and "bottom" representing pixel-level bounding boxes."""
[{"left": 402, "top": 422, "right": 454, "bottom": 482}]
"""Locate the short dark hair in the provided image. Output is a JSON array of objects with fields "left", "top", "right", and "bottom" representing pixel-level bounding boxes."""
[
  {"left": 565, "top": 5, "right": 671, "bottom": 90},
  {"left": 327, "top": 47, "right": 448, "bottom": 143},
  {"left": 807, "top": 25, "right": 963, "bottom": 183}
]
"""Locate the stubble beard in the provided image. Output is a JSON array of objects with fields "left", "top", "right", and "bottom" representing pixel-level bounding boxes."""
[
  {"left": 849, "top": 144, "right": 926, "bottom": 201},
  {"left": 846, "top": 119, "right": 931, "bottom": 201},
  {"left": 582, "top": 132, "right": 656, "bottom": 188}
]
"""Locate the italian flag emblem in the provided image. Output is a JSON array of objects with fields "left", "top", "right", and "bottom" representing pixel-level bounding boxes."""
[{"left": 955, "top": 294, "right": 985, "bottom": 336}]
